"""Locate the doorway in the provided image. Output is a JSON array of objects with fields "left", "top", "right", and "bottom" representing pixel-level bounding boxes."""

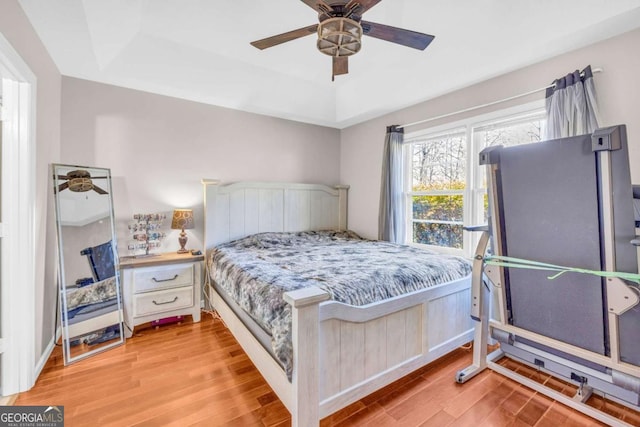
[{"left": 0, "top": 31, "right": 37, "bottom": 396}]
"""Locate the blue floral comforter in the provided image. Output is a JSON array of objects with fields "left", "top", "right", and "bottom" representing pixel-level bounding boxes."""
[{"left": 208, "top": 230, "right": 472, "bottom": 379}]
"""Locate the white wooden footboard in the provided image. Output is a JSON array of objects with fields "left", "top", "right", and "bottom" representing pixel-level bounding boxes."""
[
  {"left": 315, "top": 277, "right": 473, "bottom": 417},
  {"left": 208, "top": 276, "right": 473, "bottom": 427},
  {"left": 281, "top": 276, "right": 473, "bottom": 426}
]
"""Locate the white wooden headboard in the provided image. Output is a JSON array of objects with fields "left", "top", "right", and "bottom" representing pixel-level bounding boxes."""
[{"left": 201, "top": 180, "right": 349, "bottom": 251}]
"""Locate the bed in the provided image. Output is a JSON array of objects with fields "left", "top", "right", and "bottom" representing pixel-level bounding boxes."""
[
  {"left": 65, "top": 276, "right": 121, "bottom": 340},
  {"left": 202, "top": 180, "right": 475, "bottom": 426}
]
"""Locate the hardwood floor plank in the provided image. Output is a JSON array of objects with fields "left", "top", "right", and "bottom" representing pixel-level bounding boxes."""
[
  {"left": 332, "top": 402, "right": 386, "bottom": 427},
  {"left": 223, "top": 412, "right": 265, "bottom": 427},
  {"left": 371, "top": 374, "right": 435, "bottom": 411},
  {"left": 129, "top": 383, "right": 270, "bottom": 427},
  {"left": 542, "top": 375, "right": 577, "bottom": 398},
  {"left": 418, "top": 410, "right": 455, "bottom": 427},
  {"left": 501, "top": 385, "right": 534, "bottom": 416},
  {"left": 622, "top": 406, "right": 640, "bottom": 426},
  {"left": 252, "top": 400, "right": 292, "bottom": 426},
  {"left": 14, "top": 314, "right": 640, "bottom": 426},
  {"left": 443, "top": 371, "right": 504, "bottom": 418},
  {"left": 515, "top": 392, "right": 553, "bottom": 425},
  {"left": 385, "top": 371, "right": 476, "bottom": 421},
  {"left": 449, "top": 381, "right": 514, "bottom": 426},
  {"left": 478, "top": 405, "right": 517, "bottom": 426},
  {"left": 113, "top": 379, "right": 270, "bottom": 426},
  {"left": 320, "top": 401, "right": 367, "bottom": 426},
  {"left": 534, "top": 404, "right": 569, "bottom": 426}
]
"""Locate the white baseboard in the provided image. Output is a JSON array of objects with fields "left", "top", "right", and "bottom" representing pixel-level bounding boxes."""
[
  {"left": 34, "top": 337, "right": 56, "bottom": 384},
  {"left": 0, "top": 394, "right": 17, "bottom": 405}
]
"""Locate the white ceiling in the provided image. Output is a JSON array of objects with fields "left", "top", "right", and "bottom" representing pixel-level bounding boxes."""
[{"left": 18, "top": 0, "right": 640, "bottom": 129}]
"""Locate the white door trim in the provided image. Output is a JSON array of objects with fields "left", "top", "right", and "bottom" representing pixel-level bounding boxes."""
[{"left": 0, "top": 31, "right": 37, "bottom": 395}]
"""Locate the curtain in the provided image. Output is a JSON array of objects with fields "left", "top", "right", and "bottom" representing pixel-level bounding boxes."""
[
  {"left": 378, "top": 125, "right": 405, "bottom": 243},
  {"left": 544, "top": 65, "right": 601, "bottom": 139}
]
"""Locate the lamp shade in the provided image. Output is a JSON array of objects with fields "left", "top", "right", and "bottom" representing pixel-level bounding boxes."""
[{"left": 171, "top": 209, "right": 194, "bottom": 230}]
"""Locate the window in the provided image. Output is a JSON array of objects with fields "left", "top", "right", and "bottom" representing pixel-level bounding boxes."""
[{"left": 405, "top": 104, "right": 546, "bottom": 256}]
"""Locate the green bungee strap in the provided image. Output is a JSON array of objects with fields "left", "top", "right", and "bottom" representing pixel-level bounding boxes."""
[{"left": 484, "top": 255, "right": 640, "bottom": 285}]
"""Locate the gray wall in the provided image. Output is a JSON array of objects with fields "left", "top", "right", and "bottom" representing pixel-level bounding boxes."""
[
  {"left": 340, "top": 28, "right": 640, "bottom": 239},
  {"left": 0, "top": 0, "right": 62, "bottom": 373},
  {"left": 60, "top": 77, "right": 342, "bottom": 255}
]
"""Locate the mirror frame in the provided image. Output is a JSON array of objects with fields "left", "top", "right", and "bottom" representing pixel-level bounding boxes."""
[{"left": 52, "top": 163, "right": 124, "bottom": 364}]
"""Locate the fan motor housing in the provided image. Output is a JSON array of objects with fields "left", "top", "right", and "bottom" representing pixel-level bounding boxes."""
[
  {"left": 69, "top": 178, "right": 93, "bottom": 192},
  {"left": 317, "top": 17, "right": 362, "bottom": 57},
  {"left": 67, "top": 170, "right": 93, "bottom": 192}
]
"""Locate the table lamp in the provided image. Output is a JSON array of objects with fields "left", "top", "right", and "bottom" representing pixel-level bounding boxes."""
[{"left": 171, "top": 209, "right": 194, "bottom": 254}]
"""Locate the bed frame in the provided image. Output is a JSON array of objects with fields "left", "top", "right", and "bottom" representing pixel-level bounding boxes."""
[
  {"left": 66, "top": 309, "right": 121, "bottom": 339},
  {"left": 202, "top": 180, "right": 474, "bottom": 426}
]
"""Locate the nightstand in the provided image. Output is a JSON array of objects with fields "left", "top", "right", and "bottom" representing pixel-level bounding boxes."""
[{"left": 120, "top": 252, "right": 204, "bottom": 338}]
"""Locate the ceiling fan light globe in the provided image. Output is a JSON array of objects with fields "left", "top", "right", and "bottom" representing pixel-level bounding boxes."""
[{"left": 317, "top": 17, "right": 362, "bottom": 57}]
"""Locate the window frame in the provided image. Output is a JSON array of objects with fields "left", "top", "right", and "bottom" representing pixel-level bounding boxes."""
[{"left": 403, "top": 101, "right": 546, "bottom": 257}]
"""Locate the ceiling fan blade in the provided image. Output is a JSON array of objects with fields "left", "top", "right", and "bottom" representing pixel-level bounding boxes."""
[
  {"left": 91, "top": 176, "right": 109, "bottom": 179},
  {"left": 332, "top": 56, "right": 349, "bottom": 81},
  {"left": 346, "top": 0, "right": 381, "bottom": 14},
  {"left": 251, "top": 24, "right": 319, "bottom": 50},
  {"left": 57, "top": 175, "right": 70, "bottom": 180},
  {"left": 93, "top": 185, "right": 108, "bottom": 195},
  {"left": 361, "top": 21, "right": 435, "bottom": 50},
  {"left": 58, "top": 182, "right": 69, "bottom": 193}
]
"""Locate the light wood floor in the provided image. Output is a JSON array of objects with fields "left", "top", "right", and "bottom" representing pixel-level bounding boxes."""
[{"left": 16, "top": 313, "right": 640, "bottom": 426}]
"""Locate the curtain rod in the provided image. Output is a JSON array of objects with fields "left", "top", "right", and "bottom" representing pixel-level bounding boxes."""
[{"left": 397, "top": 67, "right": 603, "bottom": 130}]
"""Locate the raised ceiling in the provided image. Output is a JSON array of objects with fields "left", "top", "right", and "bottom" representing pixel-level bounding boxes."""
[{"left": 18, "top": 0, "right": 640, "bottom": 128}]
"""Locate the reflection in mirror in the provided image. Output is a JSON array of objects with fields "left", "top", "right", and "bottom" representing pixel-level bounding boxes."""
[{"left": 53, "top": 164, "right": 124, "bottom": 364}]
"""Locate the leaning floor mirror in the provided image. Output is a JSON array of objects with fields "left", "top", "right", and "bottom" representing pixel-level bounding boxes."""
[{"left": 53, "top": 164, "right": 124, "bottom": 364}]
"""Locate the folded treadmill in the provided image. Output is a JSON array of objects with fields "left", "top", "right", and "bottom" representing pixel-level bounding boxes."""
[{"left": 457, "top": 125, "right": 640, "bottom": 426}]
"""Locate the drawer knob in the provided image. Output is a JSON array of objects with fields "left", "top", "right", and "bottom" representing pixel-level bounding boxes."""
[
  {"left": 152, "top": 274, "right": 179, "bottom": 283},
  {"left": 152, "top": 296, "right": 179, "bottom": 305}
]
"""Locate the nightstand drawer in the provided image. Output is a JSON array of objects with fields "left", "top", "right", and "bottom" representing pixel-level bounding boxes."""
[
  {"left": 133, "top": 286, "right": 194, "bottom": 317},
  {"left": 133, "top": 263, "right": 194, "bottom": 293}
]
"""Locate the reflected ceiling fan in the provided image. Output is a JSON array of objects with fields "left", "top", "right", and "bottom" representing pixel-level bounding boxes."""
[
  {"left": 56, "top": 169, "right": 108, "bottom": 195},
  {"left": 250, "top": 0, "right": 435, "bottom": 80}
]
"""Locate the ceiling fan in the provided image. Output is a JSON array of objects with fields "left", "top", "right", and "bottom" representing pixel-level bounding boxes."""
[
  {"left": 56, "top": 169, "right": 109, "bottom": 195},
  {"left": 250, "top": 0, "right": 435, "bottom": 80}
]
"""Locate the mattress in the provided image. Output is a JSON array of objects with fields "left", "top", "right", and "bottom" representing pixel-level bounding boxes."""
[
  {"left": 212, "top": 280, "right": 277, "bottom": 361},
  {"left": 209, "top": 230, "right": 472, "bottom": 379},
  {"left": 66, "top": 276, "right": 117, "bottom": 311}
]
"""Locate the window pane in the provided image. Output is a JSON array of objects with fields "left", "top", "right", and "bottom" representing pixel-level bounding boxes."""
[
  {"left": 411, "top": 132, "right": 466, "bottom": 191},
  {"left": 413, "top": 222, "right": 463, "bottom": 249},
  {"left": 478, "top": 116, "right": 545, "bottom": 188},
  {"left": 413, "top": 195, "right": 463, "bottom": 222},
  {"left": 409, "top": 130, "right": 466, "bottom": 250},
  {"left": 480, "top": 117, "right": 544, "bottom": 148}
]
